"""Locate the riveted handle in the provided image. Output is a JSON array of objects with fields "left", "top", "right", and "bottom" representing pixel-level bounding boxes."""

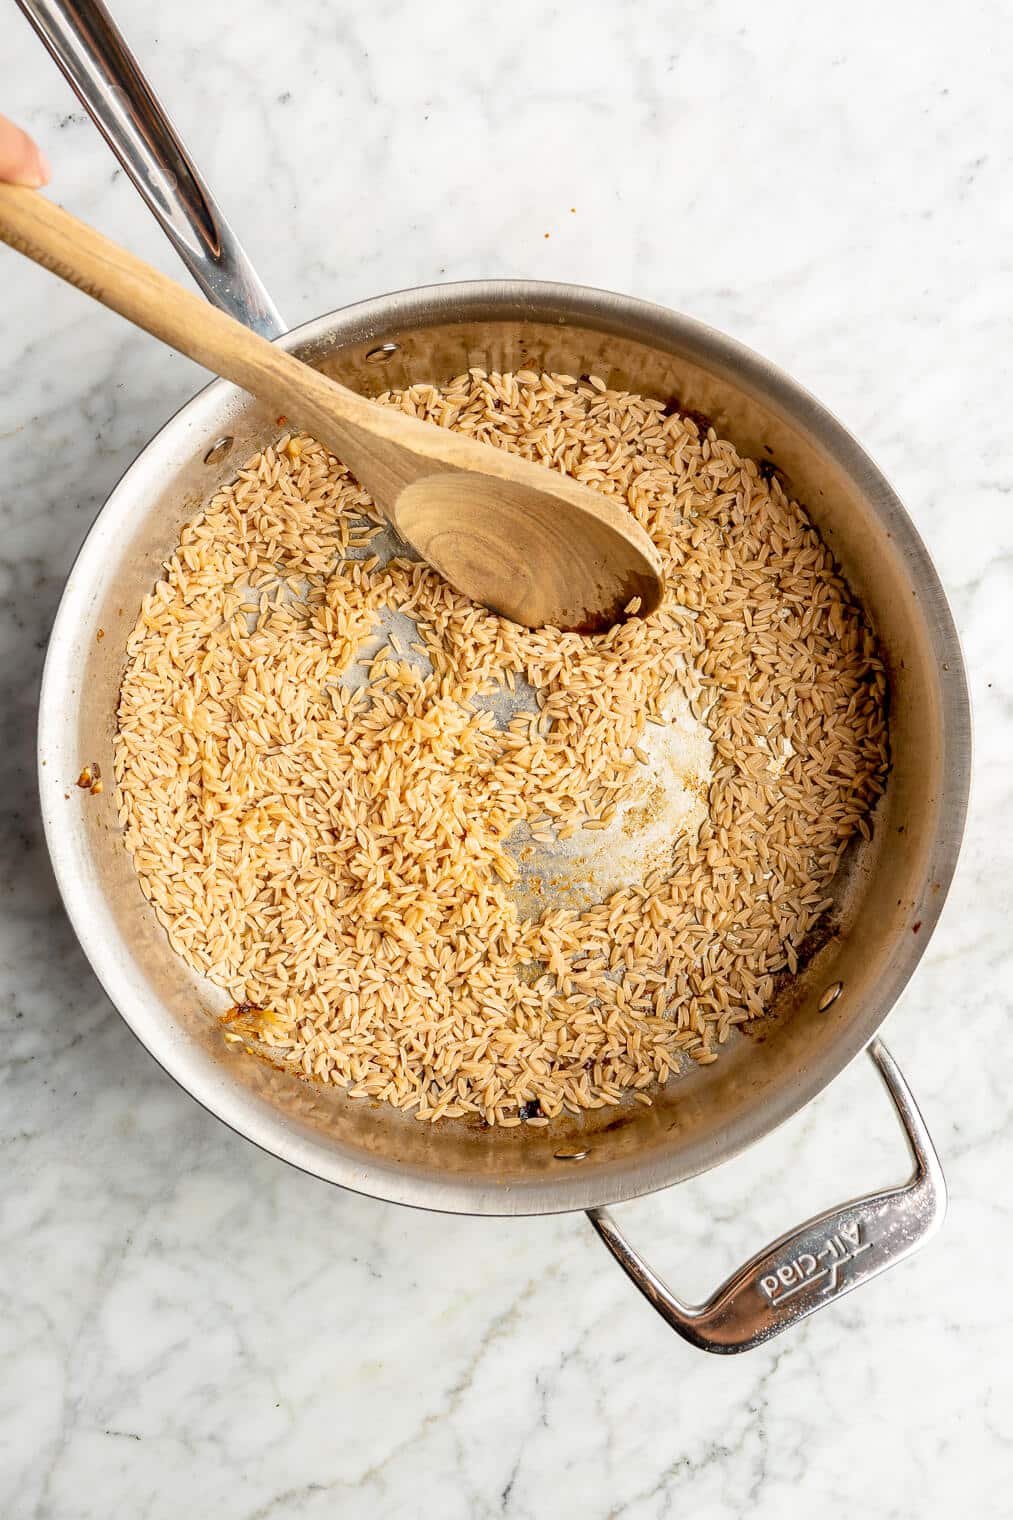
[
  {"left": 588, "top": 1040, "right": 946, "bottom": 1353},
  {"left": 15, "top": 0, "right": 285, "bottom": 336}
]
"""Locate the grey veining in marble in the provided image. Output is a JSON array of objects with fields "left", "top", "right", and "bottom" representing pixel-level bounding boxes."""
[{"left": 1, "top": 1, "right": 1010, "bottom": 1516}]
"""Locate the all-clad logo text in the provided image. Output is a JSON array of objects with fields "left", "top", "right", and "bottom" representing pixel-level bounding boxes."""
[{"left": 757, "top": 1221, "right": 871, "bottom": 1307}]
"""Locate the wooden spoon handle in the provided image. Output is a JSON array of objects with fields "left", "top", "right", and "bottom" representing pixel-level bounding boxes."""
[{"left": 0, "top": 184, "right": 362, "bottom": 445}]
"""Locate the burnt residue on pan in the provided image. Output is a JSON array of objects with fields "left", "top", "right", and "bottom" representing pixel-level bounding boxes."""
[{"left": 660, "top": 396, "right": 715, "bottom": 437}]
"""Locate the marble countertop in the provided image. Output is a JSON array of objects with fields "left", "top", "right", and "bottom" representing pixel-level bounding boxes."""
[{"left": 1, "top": 2, "right": 1009, "bottom": 1516}]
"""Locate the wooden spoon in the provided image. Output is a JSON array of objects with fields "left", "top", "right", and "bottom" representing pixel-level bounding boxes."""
[{"left": 0, "top": 187, "right": 663, "bottom": 632}]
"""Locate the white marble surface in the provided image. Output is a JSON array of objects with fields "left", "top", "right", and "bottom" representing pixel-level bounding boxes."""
[{"left": 1, "top": 2, "right": 1010, "bottom": 1515}]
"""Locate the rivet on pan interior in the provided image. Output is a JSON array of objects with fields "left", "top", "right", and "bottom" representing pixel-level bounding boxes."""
[
  {"left": 204, "top": 435, "right": 234, "bottom": 465},
  {"left": 365, "top": 342, "right": 400, "bottom": 363},
  {"left": 818, "top": 981, "right": 843, "bottom": 1012},
  {"left": 554, "top": 1146, "right": 590, "bottom": 1161}
]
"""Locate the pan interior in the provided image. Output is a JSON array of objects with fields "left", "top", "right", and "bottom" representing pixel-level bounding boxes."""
[{"left": 38, "top": 286, "right": 969, "bottom": 1214}]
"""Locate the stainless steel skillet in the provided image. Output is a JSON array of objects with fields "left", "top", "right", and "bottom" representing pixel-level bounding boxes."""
[{"left": 24, "top": 0, "right": 970, "bottom": 1352}]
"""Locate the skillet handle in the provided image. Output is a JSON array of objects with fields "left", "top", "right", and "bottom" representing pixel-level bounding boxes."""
[
  {"left": 14, "top": 0, "right": 285, "bottom": 337},
  {"left": 587, "top": 1040, "right": 945, "bottom": 1353}
]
